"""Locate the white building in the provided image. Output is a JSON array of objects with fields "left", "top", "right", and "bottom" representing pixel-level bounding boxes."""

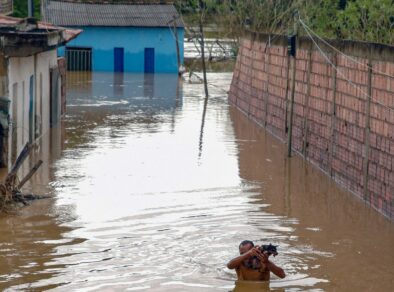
[{"left": 0, "top": 16, "right": 80, "bottom": 167}]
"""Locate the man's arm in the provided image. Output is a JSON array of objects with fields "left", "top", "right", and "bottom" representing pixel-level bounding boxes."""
[
  {"left": 226, "top": 253, "right": 249, "bottom": 269},
  {"left": 266, "top": 260, "right": 286, "bottom": 279},
  {"left": 227, "top": 248, "right": 257, "bottom": 269},
  {"left": 257, "top": 251, "right": 286, "bottom": 279}
]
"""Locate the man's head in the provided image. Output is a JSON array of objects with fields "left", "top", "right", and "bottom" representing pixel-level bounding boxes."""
[{"left": 239, "top": 240, "right": 254, "bottom": 255}]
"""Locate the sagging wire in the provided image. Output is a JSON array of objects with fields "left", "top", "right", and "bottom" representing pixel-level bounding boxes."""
[
  {"left": 299, "top": 15, "right": 394, "bottom": 112},
  {"left": 299, "top": 18, "right": 394, "bottom": 79}
]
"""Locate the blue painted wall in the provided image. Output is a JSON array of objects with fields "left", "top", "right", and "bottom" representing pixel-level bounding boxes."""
[{"left": 59, "top": 26, "right": 184, "bottom": 73}]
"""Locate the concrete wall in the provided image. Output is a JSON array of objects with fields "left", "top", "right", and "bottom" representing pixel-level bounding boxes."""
[
  {"left": 8, "top": 49, "right": 59, "bottom": 165},
  {"left": 229, "top": 32, "right": 394, "bottom": 220},
  {"left": 58, "top": 26, "right": 184, "bottom": 73}
]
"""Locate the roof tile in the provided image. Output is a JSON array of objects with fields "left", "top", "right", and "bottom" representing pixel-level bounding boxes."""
[{"left": 45, "top": 1, "right": 184, "bottom": 28}]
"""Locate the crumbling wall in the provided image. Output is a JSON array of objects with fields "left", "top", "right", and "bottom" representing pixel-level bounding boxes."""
[{"left": 229, "top": 32, "right": 394, "bottom": 220}]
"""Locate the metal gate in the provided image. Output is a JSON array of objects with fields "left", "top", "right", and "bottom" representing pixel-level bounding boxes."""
[{"left": 66, "top": 47, "right": 92, "bottom": 71}]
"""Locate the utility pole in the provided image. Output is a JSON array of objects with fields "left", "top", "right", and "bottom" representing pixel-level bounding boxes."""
[
  {"left": 28, "top": 0, "right": 34, "bottom": 18},
  {"left": 287, "top": 13, "right": 298, "bottom": 157},
  {"left": 199, "top": 0, "right": 209, "bottom": 98},
  {"left": 171, "top": 16, "right": 182, "bottom": 75}
]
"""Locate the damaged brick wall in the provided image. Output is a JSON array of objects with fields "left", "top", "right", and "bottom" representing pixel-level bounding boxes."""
[{"left": 229, "top": 32, "right": 394, "bottom": 220}]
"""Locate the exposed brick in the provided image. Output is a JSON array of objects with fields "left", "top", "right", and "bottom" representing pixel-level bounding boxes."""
[{"left": 229, "top": 34, "right": 394, "bottom": 219}]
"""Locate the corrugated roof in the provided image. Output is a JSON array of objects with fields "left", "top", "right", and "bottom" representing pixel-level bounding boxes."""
[
  {"left": 0, "top": 15, "right": 82, "bottom": 57},
  {"left": 0, "top": 15, "right": 82, "bottom": 43},
  {"left": 44, "top": 1, "right": 184, "bottom": 28}
]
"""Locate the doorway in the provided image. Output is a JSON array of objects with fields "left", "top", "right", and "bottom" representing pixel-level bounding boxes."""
[
  {"left": 144, "top": 48, "right": 155, "bottom": 73},
  {"left": 114, "top": 47, "right": 124, "bottom": 72}
]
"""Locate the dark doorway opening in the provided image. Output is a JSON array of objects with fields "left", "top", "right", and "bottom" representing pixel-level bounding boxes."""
[
  {"left": 114, "top": 47, "right": 124, "bottom": 72},
  {"left": 144, "top": 48, "right": 155, "bottom": 73}
]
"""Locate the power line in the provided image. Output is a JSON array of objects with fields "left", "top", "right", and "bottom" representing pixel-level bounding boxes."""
[{"left": 299, "top": 16, "right": 394, "bottom": 112}]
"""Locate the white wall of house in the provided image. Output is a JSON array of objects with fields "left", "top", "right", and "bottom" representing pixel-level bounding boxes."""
[{"left": 7, "top": 49, "right": 59, "bottom": 164}]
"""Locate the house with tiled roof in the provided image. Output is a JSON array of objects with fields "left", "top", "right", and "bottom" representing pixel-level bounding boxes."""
[{"left": 43, "top": 1, "right": 184, "bottom": 73}]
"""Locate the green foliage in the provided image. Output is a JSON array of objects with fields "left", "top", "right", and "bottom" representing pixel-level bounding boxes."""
[
  {"left": 338, "top": 0, "right": 347, "bottom": 10},
  {"left": 11, "top": 0, "right": 394, "bottom": 45},
  {"left": 174, "top": 0, "right": 200, "bottom": 13},
  {"left": 304, "top": 0, "right": 394, "bottom": 44},
  {"left": 176, "top": 0, "right": 394, "bottom": 45},
  {"left": 13, "top": 0, "right": 41, "bottom": 19}
]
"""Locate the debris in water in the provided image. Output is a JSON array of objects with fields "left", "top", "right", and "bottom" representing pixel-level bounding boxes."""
[
  {"left": 0, "top": 143, "right": 48, "bottom": 213},
  {"left": 186, "top": 72, "right": 204, "bottom": 84}
]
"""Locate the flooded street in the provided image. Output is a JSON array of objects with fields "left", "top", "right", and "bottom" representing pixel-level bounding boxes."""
[{"left": 0, "top": 71, "right": 393, "bottom": 291}]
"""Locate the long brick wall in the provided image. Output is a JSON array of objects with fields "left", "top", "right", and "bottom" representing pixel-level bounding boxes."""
[{"left": 229, "top": 32, "right": 394, "bottom": 220}]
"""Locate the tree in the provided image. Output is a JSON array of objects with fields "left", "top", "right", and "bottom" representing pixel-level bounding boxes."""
[
  {"left": 303, "top": 0, "right": 394, "bottom": 44},
  {"left": 13, "top": 0, "right": 41, "bottom": 18},
  {"left": 176, "top": 0, "right": 394, "bottom": 45}
]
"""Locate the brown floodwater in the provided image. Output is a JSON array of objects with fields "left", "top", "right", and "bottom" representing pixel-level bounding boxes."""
[{"left": 0, "top": 71, "right": 393, "bottom": 291}]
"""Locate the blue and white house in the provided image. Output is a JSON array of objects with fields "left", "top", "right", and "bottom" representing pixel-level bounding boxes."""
[{"left": 44, "top": 1, "right": 184, "bottom": 73}]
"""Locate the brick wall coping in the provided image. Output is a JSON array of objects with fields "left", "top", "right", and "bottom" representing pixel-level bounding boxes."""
[{"left": 244, "top": 31, "right": 394, "bottom": 63}]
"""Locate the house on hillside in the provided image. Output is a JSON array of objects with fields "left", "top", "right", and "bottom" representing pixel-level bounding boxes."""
[
  {"left": 43, "top": 1, "right": 184, "bottom": 73},
  {"left": 0, "top": 16, "right": 81, "bottom": 167}
]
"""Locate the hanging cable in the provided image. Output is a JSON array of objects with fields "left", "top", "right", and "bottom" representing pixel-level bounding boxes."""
[
  {"left": 299, "top": 17, "right": 394, "bottom": 112},
  {"left": 299, "top": 17, "right": 394, "bottom": 79}
]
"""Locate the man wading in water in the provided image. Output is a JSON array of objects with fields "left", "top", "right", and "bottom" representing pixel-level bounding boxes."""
[{"left": 227, "top": 240, "right": 286, "bottom": 281}]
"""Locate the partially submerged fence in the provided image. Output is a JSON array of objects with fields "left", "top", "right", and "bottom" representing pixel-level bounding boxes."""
[{"left": 229, "top": 31, "right": 394, "bottom": 220}]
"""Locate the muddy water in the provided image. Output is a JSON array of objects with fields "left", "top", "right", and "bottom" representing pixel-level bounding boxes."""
[{"left": 0, "top": 71, "right": 393, "bottom": 291}]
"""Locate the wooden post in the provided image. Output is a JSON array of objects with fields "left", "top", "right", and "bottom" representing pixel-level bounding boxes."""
[
  {"left": 199, "top": 2, "right": 209, "bottom": 98},
  {"left": 363, "top": 60, "right": 373, "bottom": 201},
  {"left": 263, "top": 41, "right": 271, "bottom": 126},
  {"left": 287, "top": 55, "right": 296, "bottom": 157},
  {"left": 302, "top": 47, "right": 313, "bottom": 157},
  {"left": 17, "top": 160, "right": 43, "bottom": 189},
  {"left": 287, "top": 17, "right": 298, "bottom": 157},
  {"left": 328, "top": 53, "right": 338, "bottom": 176},
  {"left": 7, "top": 143, "right": 31, "bottom": 179},
  {"left": 284, "top": 49, "right": 291, "bottom": 134}
]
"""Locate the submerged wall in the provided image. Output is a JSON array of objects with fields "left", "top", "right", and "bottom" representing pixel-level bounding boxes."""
[{"left": 229, "top": 32, "right": 394, "bottom": 220}]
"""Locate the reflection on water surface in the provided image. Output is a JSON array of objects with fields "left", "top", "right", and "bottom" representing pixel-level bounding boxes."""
[{"left": 0, "top": 72, "right": 393, "bottom": 291}]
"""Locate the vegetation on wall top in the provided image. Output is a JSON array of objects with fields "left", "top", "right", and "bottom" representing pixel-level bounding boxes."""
[
  {"left": 11, "top": 0, "right": 394, "bottom": 45},
  {"left": 175, "top": 0, "right": 394, "bottom": 46}
]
